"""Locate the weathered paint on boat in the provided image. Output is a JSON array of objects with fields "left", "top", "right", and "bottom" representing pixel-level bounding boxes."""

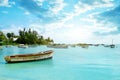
[{"left": 4, "top": 50, "right": 53, "bottom": 63}]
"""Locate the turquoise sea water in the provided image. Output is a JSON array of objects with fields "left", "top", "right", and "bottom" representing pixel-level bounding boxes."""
[{"left": 0, "top": 45, "right": 120, "bottom": 80}]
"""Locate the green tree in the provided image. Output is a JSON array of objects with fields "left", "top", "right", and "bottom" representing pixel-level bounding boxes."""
[
  {"left": 6, "top": 32, "right": 15, "bottom": 44},
  {"left": 0, "top": 31, "right": 7, "bottom": 45},
  {"left": 16, "top": 28, "right": 38, "bottom": 44},
  {"left": 16, "top": 28, "right": 54, "bottom": 45},
  {"left": 7, "top": 33, "right": 12, "bottom": 39}
]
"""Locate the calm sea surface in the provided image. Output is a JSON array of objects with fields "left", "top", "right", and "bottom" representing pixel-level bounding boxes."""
[{"left": 0, "top": 45, "right": 120, "bottom": 80}]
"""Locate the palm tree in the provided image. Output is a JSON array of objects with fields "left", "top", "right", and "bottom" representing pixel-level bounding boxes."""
[
  {"left": 7, "top": 33, "right": 12, "bottom": 39},
  {"left": 6, "top": 32, "right": 15, "bottom": 44}
]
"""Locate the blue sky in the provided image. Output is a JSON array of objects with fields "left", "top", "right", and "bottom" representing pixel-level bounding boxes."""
[{"left": 0, "top": 0, "right": 120, "bottom": 44}]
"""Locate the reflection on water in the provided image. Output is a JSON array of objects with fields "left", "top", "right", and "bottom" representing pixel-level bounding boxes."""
[{"left": 4, "top": 59, "right": 54, "bottom": 69}]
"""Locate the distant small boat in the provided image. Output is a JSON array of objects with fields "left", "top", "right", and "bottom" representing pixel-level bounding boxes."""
[
  {"left": 110, "top": 44, "right": 115, "bottom": 48},
  {"left": 4, "top": 50, "right": 53, "bottom": 63},
  {"left": 110, "top": 39, "right": 115, "bottom": 48},
  {"left": 78, "top": 44, "right": 89, "bottom": 48},
  {"left": 70, "top": 45, "right": 76, "bottom": 47},
  {"left": 47, "top": 44, "right": 68, "bottom": 49},
  {"left": 18, "top": 44, "right": 28, "bottom": 48},
  {"left": 6, "top": 45, "right": 12, "bottom": 48}
]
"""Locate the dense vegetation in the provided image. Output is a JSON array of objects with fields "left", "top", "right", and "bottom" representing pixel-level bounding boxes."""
[
  {"left": 0, "top": 28, "right": 54, "bottom": 45},
  {"left": 0, "top": 31, "right": 7, "bottom": 45}
]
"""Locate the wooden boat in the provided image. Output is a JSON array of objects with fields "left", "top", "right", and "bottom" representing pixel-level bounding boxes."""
[{"left": 4, "top": 50, "right": 53, "bottom": 63}]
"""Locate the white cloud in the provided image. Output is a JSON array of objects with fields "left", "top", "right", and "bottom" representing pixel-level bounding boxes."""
[
  {"left": 28, "top": 23, "right": 45, "bottom": 35},
  {"left": 57, "top": 0, "right": 114, "bottom": 25},
  {"left": 34, "top": 0, "right": 44, "bottom": 6},
  {"left": 0, "top": 0, "right": 15, "bottom": 7},
  {"left": 74, "top": 1, "right": 92, "bottom": 15},
  {"left": 25, "top": 5, "right": 119, "bottom": 43},
  {"left": 9, "top": 1, "right": 15, "bottom": 5},
  {"left": 74, "top": 0, "right": 114, "bottom": 14},
  {"left": 49, "top": 0, "right": 66, "bottom": 14},
  {"left": 0, "top": 0, "right": 9, "bottom": 7},
  {"left": 94, "top": 22, "right": 118, "bottom": 34},
  {"left": 41, "top": 16, "right": 119, "bottom": 44},
  {"left": 24, "top": 11, "right": 30, "bottom": 15},
  {"left": 80, "top": 13, "right": 118, "bottom": 34},
  {"left": 43, "top": 23, "right": 119, "bottom": 44},
  {"left": 1, "top": 24, "right": 23, "bottom": 35}
]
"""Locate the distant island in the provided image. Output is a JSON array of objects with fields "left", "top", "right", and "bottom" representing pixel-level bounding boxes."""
[
  {"left": 0, "top": 28, "right": 54, "bottom": 45},
  {"left": 0, "top": 28, "right": 115, "bottom": 49}
]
